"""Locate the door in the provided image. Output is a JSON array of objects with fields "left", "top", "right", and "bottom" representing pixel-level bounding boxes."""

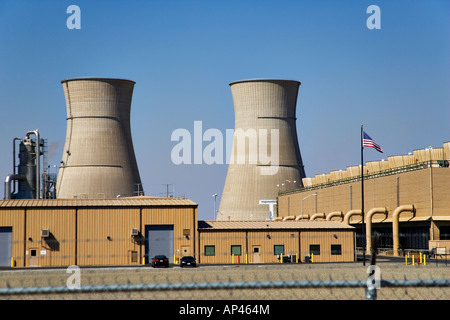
[
  {"left": 145, "top": 225, "right": 174, "bottom": 263},
  {"left": 252, "top": 246, "right": 261, "bottom": 263},
  {"left": 0, "top": 227, "right": 12, "bottom": 267},
  {"left": 29, "top": 249, "right": 38, "bottom": 267}
]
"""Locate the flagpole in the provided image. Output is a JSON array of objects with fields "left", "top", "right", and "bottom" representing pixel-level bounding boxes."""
[{"left": 361, "top": 125, "right": 366, "bottom": 266}]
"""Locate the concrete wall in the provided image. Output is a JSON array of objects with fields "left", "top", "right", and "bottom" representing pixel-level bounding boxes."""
[{"left": 219, "top": 79, "right": 306, "bottom": 221}]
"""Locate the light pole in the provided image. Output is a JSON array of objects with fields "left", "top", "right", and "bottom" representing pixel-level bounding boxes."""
[{"left": 212, "top": 193, "right": 217, "bottom": 220}]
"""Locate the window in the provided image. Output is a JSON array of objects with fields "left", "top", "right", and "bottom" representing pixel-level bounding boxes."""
[
  {"left": 231, "top": 245, "right": 241, "bottom": 256},
  {"left": 331, "top": 244, "right": 342, "bottom": 255},
  {"left": 309, "top": 244, "right": 320, "bottom": 255},
  {"left": 204, "top": 245, "right": 215, "bottom": 256},
  {"left": 274, "top": 245, "right": 285, "bottom": 255}
]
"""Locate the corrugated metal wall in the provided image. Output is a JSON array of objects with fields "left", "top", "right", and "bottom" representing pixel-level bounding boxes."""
[
  {"left": 300, "top": 230, "right": 355, "bottom": 263},
  {"left": 77, "top": 208, "right": 140, "bottom": 266},
  {"left": 198, "top": 229, "right": 355, "bottom": 264},
  {"left": 26, "top": 208, "right": 77, "bottom": 267},
  {"left": 0, "top": 204, "right": 197, "bottom": 267}
]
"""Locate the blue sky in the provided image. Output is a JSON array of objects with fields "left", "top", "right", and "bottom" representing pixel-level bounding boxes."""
[{"left": 0, "top": 1, "right": 448, "bottom": 220}]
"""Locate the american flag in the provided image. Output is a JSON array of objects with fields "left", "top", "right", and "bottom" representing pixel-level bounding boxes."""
[{"left": 363, "top": 131, "right": 383, "bottom": 153}]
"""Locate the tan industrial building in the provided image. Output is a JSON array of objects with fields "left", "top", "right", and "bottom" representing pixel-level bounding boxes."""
[
  {"left": 0, "top": 197, "right": 358, "bottom": 267},
  {"left": 0, "top": 197, "right": 197, "bottom": 267},
  {"left": 277, "top": 142, "right": 450, "bottom": 256},
  {"left": 198, "top": 220, "right": 355, "bottom": 264}
]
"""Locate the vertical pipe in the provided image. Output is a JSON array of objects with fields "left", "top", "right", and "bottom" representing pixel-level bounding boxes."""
[
  {"left": 396, "top": 177, "right": 399, "bottom": 207},
  {"left": 365, "top": 208, "right": 387, "bottom": 254},
  {"left": 392, "top": 205, "right": 415, "bottom": 256},
  {"left": 25, "top": 130, "right": 40, "bottom": 199}
]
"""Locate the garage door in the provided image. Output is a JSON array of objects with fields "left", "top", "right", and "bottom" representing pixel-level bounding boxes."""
[
  {"left": 0, "top": 227, "right": 12, "bottom": 267},
  {"left": 145, "top": 225, "right": 174, "bottom": 263}
]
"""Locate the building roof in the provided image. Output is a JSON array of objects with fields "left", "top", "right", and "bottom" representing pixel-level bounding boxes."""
[
  {"left": 0, "top": 197, "right": 197, "bottom": 208},
  {"left": 198, "top": 220, "right": 354, "bottom": 230}
]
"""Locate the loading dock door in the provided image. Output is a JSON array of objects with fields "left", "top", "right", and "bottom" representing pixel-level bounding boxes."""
[
  {"left": 145, "top": 225, "right": 174, "bottom": 263},
  {"left": 0, "top": 227, "right": 12, "bottom": 267}
]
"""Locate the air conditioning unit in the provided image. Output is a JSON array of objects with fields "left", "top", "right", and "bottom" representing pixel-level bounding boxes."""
[
  {"left": 41, "top": 229, "right": 50, "bottom": 238},
  {"left": 131, "top": 228, "right": 139, "bottom": 236}
]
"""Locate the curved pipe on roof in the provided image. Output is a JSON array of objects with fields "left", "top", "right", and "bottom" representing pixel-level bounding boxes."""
[
  {"left": 393, "top": 205, "right": 415, "bottom": 256},
  {"left": 310, "top": 213, "right": 326, "bottom": 221},
  {"left": 282, "top": 216, "right": 296, "bottom": 221},
  {"left": 295, "top": 214, "right": 309, "bottom": 221},
  {"left": 365, "top": 207, "right": 387, "bottom": 254},
  {"left": 343, "top": 209, "right": 362, "bottom": 225},
  {"left": 326, "top": 211, "right": 343, "bottom": 221}
]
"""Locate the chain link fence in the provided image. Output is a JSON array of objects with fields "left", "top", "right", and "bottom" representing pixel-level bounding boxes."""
[{"left": 0, "top": 261, "right": 449, "bottom": 300}]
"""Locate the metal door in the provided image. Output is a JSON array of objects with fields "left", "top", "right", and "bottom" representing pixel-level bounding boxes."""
[
  {"left": 145, "top": 225, "right": 174, "bottom": 263},
  {"left": 0, "top": 227, "right": 12, "bottom": 267},
  {"left": 252, "top": 246, "right": 261, "bottom": 263},
  {"left": 29, "top": 249, "right": 38, "bottom": 267}
]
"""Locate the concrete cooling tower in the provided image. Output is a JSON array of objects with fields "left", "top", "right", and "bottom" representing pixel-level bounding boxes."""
[
  {"left": 218, "top": 79, "right": 306, "bottom": 221},
  {"left": 56, "top": 78, "right": 143, "bottom": 199}
]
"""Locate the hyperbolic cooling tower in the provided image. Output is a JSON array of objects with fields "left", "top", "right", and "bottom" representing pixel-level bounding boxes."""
[
  {"left": 56, "top": 78, "right": 143, "bottom": 199},
  {"left": 218, "top": 79, "right": 306, "bottom": 221}
]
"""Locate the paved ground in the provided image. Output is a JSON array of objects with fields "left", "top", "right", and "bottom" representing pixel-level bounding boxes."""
[{"left": 0, "top": 256, "right": 449, "bottom": 300}]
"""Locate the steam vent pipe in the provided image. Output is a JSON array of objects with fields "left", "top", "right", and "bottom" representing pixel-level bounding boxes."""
[
  {"left": 218, "top": 79, "right": 306, "bottom": 221},
  {"left": 56, "top": 78, "right": 143, "bottom": 199},
  {"left": 365, "top": 207, "right": 387, "bottom": 254},
  {"left": 344, "top": 209, "right": 362, "bottom": 225},
  {"left": 393, "top": 205, "right": 415, "bottom": 256}
]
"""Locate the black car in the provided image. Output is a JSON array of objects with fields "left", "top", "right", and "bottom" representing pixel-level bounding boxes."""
[
  {"left": 152, "top": 255, "right": 169, "bottom": 268},
  {"left": 180, "top": 256, "right": 196, "bottom": 267}
]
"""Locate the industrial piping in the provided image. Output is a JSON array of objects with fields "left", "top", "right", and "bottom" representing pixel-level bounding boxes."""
[
  {"left": 310, "top": 213, "right": 326, "bottom": 221},
  {"left": 326, "top": 211, "right": 343, "bottom": 221},
  {"left": 365, "top": 207, "right": 387, "bottom": 254},
  {"left": 393, "top": 204, "right": 415, "bottom": 256},
  {"left": 4, "top": 174, "right": 25, "bottom": 199},
  {"left": 343, "top": 209, "right": 362, "bottom": 225},
  {"left": 25, "top": 130, "right": 40, "bottom": 199}
]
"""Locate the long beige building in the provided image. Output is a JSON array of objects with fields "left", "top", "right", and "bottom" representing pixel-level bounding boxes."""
[
  {"left": 198, "top": 220, "right": 355, "bottom": 264},
  {"left": 56, "top": 78, "right": 143, "bottom": 199},
  {"left": 0, "top": 197, "right": 357, "bottom": 267},
  {"left": 277, "top": 142, "right": 450, "bottom": 256},
  {"left": 218, "top": 79, "right": 306, "bottom": 221},
  {"left": 0, "top": 197, "right": 197, "bottom": 267}
]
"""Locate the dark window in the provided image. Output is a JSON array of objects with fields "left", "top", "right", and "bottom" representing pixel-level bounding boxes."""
[
  {"left": 274, "top": 245, "right": 285, "bottom": 255},
  {"left": 231, "top": 245, "right": 241, "bottom": 256},
  {"left": 310, "top": 244, "right": 320, "bottom": 255},
  {"left": 204, "top": 245, "right": 215, "bottom": 256},
  {"left": 331, "top": 244, "right": 342, "bottom": 255}
]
